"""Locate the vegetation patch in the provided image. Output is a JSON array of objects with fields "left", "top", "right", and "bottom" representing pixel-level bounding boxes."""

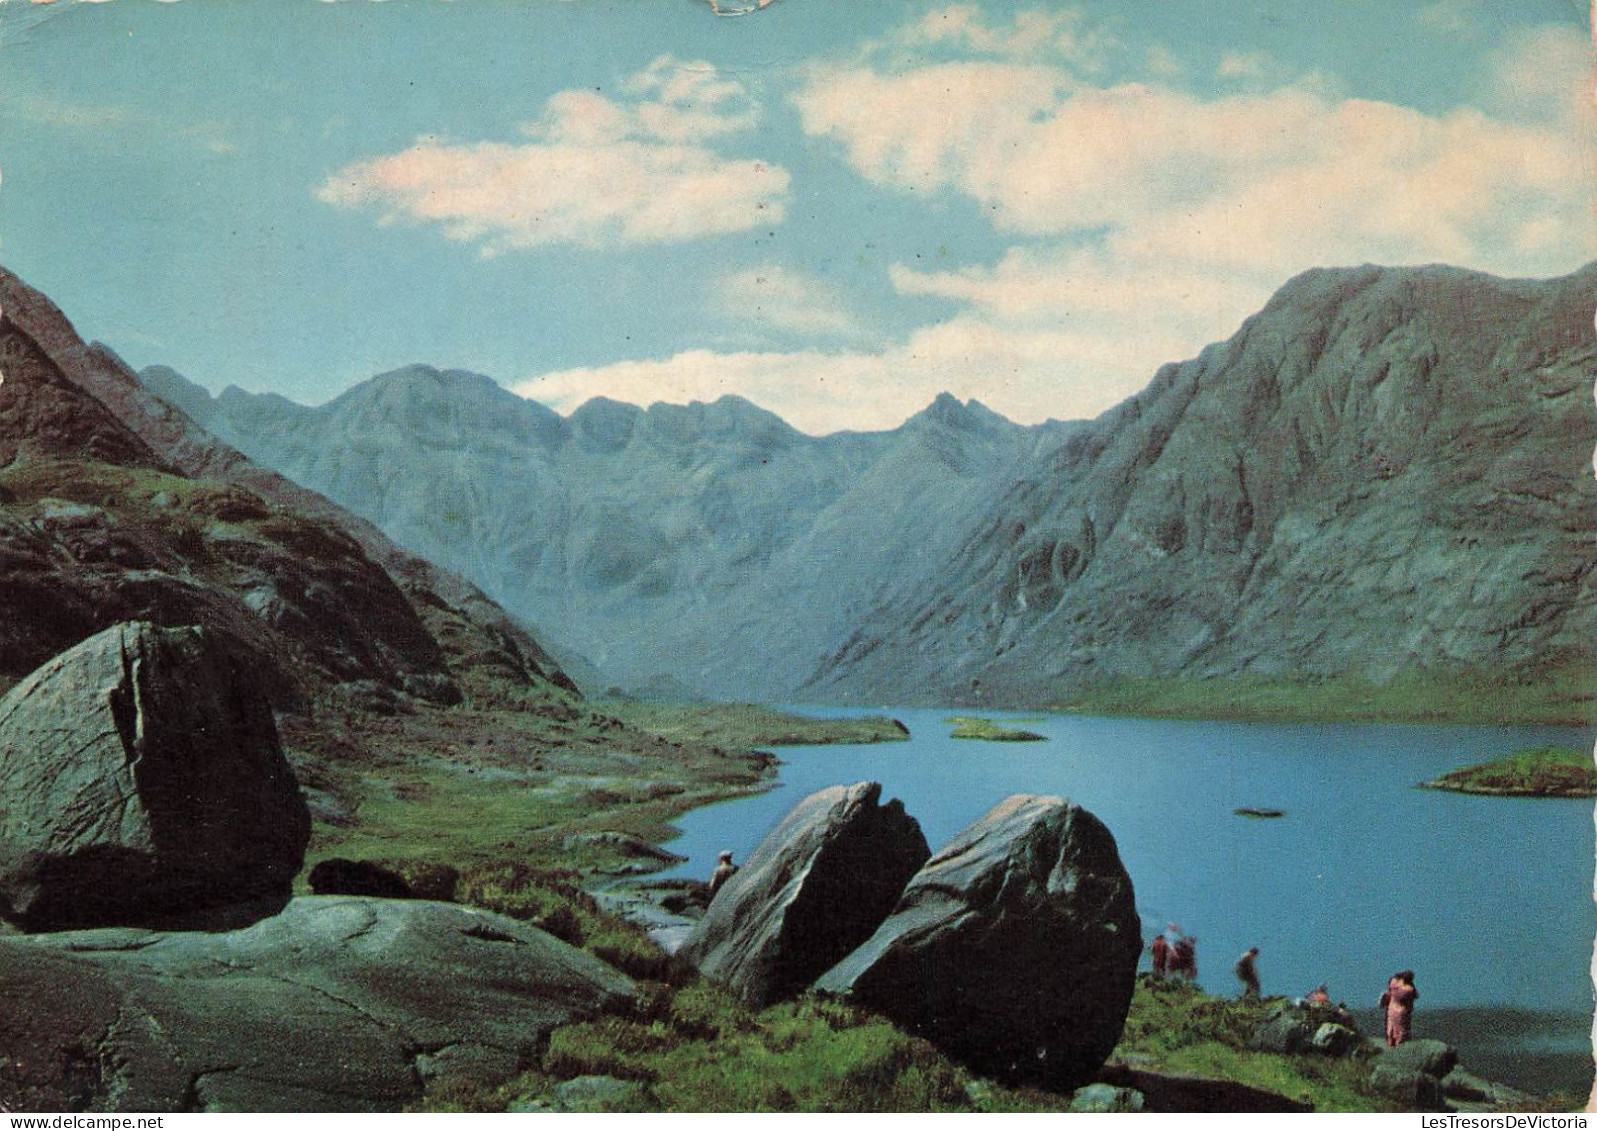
[
  {"left": 1114, "top": 978, "right": 1392, "bottom": 1113},
  {"left": 1059, "top": 660, "right": 1597, "bottom": 728},
  {"left": 603, "top": 701, "right": 910, "bottom": 747},
  {"left": 519, "top": 984, "right": 1055, "bottom": 1113},
  {"left": 945, "top": 716, "right": 1048, "bottom": 742},
  {"left": 1418, "top": 745, "right": 1595, "bottom": 798}
]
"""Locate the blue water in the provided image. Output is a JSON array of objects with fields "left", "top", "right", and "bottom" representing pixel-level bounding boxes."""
[{"left": 659, "top": 707, "right": 1596, "bottom": 1092}]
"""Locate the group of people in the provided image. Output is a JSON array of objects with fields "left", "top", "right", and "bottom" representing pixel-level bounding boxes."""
[
  {"left": 1148, "top": 924, "right": 1199, "bottom": 980},
  {"left": 1147, "top": 929, "right": 1422, "bottom": 1048}
]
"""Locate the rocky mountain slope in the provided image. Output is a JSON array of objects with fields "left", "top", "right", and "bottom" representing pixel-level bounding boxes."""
[
  {"left": 811, "top": 263, "right": 1597, "bottom": 710},
  {"left": 142, "top": 262, "right": 1596, "bottom": 715},
  {"left": 151, "top": 366, "right": 1070, "bottom": 700},
  {"left": 0, "top": 264, "right": 574, "bottom": 712}
]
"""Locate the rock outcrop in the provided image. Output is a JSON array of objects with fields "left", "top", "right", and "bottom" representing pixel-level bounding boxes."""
[
  {"left": 816, "top": 794, "right": 1140, "bottom": 1088},
  {"left": 0, "top": 896, "right": 638, "bottom": 1112},
  {"left": 679, "top": 781, "right": 929, "bottom": 1006},
  {"left": 0, "top": 621, "right": 309, "bottom": 929}
]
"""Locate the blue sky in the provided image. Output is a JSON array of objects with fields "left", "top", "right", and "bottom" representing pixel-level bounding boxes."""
[{"left": 0, "top": 0, "right": 1591, "bottom": 432}]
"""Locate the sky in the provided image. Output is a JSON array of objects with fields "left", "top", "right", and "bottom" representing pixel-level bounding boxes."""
[{"left": 0, "top": 0, "right": 1592, "bottom": 433}]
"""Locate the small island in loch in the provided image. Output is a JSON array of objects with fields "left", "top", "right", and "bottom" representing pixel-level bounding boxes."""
[
  {"left": 1418, "top": 746, "right": 1596, "bottom": 798},
  {"left": 946, "top": 716, "right": 1049, "bottom": 742}
]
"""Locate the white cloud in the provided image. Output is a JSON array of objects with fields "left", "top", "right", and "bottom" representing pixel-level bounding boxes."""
[
  {"left": 1216, "top": 50, "right": 1271, "bottom": 80},
  {"left": 514, "top": 18, "right": 1597, "bottom": 436},
  {"left": 1489, "top": 24, "right": 1594, "bottom": 124},
  {"left": 715, "top": 265, "right": 867, "bottom": 340},
  {"left": 317, "top": 56, "right": 789, "bottom": 252},
  {"left": 894, "top": 4, "right": 1115, "bottom": 69},
  {"left": 514, "top": 313, "right": 1165, "bottom": 435},
  {"left": 1144, "top": 46, "right": 1183, "bottom": 79},
  {"left": 795, "top": 63, "right": 1592, "bottom": 278}
]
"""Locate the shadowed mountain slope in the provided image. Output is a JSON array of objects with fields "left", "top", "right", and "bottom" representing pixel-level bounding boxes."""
[
  {"left": 0, "top": 264, "right": 574, "bottom": 710},
  {"left": 806, "top": 263, "right": 1597, "bottom": 711}
]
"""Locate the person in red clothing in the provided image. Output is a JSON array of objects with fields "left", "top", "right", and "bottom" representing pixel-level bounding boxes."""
[
  {"left": 1380, "top": 970, "right": 1418, "bottom": 1047},
  {"left": 1150, "top": 933, "right": 1170, "bottom": 978}
]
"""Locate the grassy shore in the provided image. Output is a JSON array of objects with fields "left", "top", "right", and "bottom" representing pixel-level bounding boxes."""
[
  {"left": 295, "top": 698, "right": 912, "bottom": 888},
  {"left": 600, "top": 700, "right": 910, "bottom": 747},
  {"left": 1056, "top": 663, "right": 1596, "bottom": 728},
  {"left": 1418, "top": 745, "right": 1596, "bottom": 798},
  {"left": 408, "top": 883, "right": 1535, "bottom": 1117}
]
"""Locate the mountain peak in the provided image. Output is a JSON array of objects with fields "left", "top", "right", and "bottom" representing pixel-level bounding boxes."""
[
  {"left": 0, "top": 265, "right": 163, "bottom": 469},
  {"left": 908, "top": 392, "right": 1012, "bottom": 434}
]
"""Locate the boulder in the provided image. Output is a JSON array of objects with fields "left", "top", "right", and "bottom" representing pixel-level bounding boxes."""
[
  {"left": 1369, "top": 1062, "right": 1446, "bottom": 1110},
  {"left": 0, "top": 622, "right": 310, "bottom": 929},
  {"left": 1069, "top": 1083, "right": 1146, "bottom": 1112},
  {"left": 1250, "top": 1002, "right": 1358, "bottom": 1055},
  {"left": 1377, "top": 1039, "right": 1459, "bottom": 1079},
  {"left": 1249, "top": 1012, "right": 1316, "bottom": 1055},
  {"left": 815, "top": 794, "right": 1141, "bottom": 1089},
  {"left": 0, "top": 896, "right": 638, "bottom": 1112},
  {"left": 679, "top": 781, "right": 929, "bottom": 1005},
  {"left": 1309, "top": 1022, "right": 1360, "bottom": 1057}
]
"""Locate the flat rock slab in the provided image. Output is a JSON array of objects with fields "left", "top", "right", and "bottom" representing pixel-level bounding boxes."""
[
  {"left": 816, "top": 794, "right": 1141, "bottom": 1090},
  {"left": 0, "top": 896, "right": 637, "bottom": 1112},
  {"left": 0, "top": 621, "right": 309, "bottom": 928},
  {"left": 679, "top": 781, "right": 929, "bottom": 1006}
]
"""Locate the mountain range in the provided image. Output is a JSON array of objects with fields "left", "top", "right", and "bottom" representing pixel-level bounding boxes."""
[{"left": 142, "top": 262, "right": 1597, "bottom": 715}]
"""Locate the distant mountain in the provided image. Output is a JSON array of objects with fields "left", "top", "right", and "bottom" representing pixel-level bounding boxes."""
[
  {"left": 158, "top": 366, "right": 1073, "bottom": 700},
  {"left": 807, "top": 263, "right": 1597, "bottom": 709},
  {"left": 0, "top": 264, "right": 575, "bottom": 713},
  {"left": 140, "top": 262, "right": 1596, "bottom": 713}
]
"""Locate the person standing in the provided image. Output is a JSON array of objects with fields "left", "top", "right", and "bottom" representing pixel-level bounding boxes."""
[
  {"left": 708, "top": 850, "right": 739, "bottom": 898},
  {"left": 1150, "top": 933, "right": 1170, "bottom": 979},
  {"left": 1234, "top": 946, "right": 1261, "bottom": 999},
  {"left": 1381, "top": 970, "right": 1419, "bottom": 1047}
]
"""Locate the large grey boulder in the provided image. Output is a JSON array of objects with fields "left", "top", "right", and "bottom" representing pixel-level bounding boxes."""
[
  {"left": 816, "top": 794, "right": 1141, "bottom": 1089},
  {"left": 0, "top": 896, "right": 638, "bottom": 1112},
  {"left": 679, "top": 781, "right": 929, "bottom": 1005},
  {"left": 0, "top": 622, "right": 310, "bottom": 929},
  {"left": 1376, "top": 1039, "right": 1458, "bottom": 1078}
]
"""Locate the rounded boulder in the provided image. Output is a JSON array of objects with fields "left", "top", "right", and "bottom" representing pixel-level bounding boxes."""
[
  {"left": 679, "top": 781, "right": 929, "bottom": 1006},
  {"left": 0, "top": 621, "right": 310, "bottom": 929},
  {"left": 815, "top": 794, "right": 1141, "bottom": 1090}
]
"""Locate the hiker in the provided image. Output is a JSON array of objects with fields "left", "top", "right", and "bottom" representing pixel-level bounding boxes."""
[
  {"left": 1381, "top": 970, "right": 1418, "bottom": 1047},
  {"left": 1234, "top": 946, "right": 1261, "bottom": 999},
  {"left": 1150, "top": 933, "right": 1170, "bottom": 978},
  {"left": 707, "top": 850, "right": 739, "bottom": 898},
  {"left": 1305, "top": 984, "right": 1331, "bottom": 1005},
  {"left": 1171, "top": 934, "right": 1198, "bottom": 981}
]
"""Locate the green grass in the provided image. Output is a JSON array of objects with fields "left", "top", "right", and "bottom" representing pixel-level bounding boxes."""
[
  {"left": 1057, "top": 661, "right": 1597, "bottom": 727},
  {"left": 945, "top": 716, "right": 1048, "bottom": 742},
  {"left": 512, "top": 985, "right": 1056, "bottom": 1113},
  {"left": 1115, "top": 978, "right": 1394, "bottom": 1113},
  {"left": 602, "top": 701, "right": 910, "bottom": 747},
  {"left": 1419, "top": 745, "right": 1595, "bottom": 797}
]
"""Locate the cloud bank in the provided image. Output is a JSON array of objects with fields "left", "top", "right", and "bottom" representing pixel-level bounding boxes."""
[{"left": 317, "top": 56, "right": 789, "bottom": 253}]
